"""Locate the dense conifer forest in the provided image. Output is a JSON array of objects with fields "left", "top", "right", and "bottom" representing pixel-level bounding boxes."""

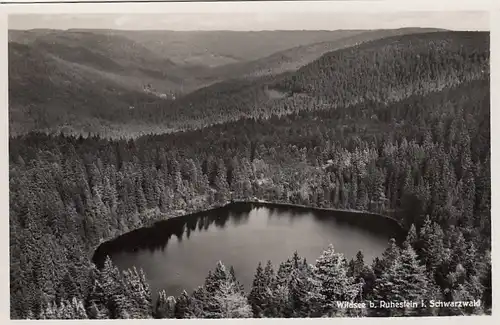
[
  {"left": 136, "top": 32, "right": 488, "bottom": 131},
  {"left": 9, "top": 31, "right": 490, "bottom": 319}
]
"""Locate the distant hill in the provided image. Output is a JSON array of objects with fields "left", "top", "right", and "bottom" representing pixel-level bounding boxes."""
[
  {"left": 8, "top": 29, "right": 375, "bottom": 136},
  {"left": 8, "top": 40, "right": 173, "bottom": 136},
  {"left": 9, "top": 29, "right": 208, "bottom": 94},
  {"left": 82, "top": 29, "right": 369, "bottom": 67},
  {"left": 8, "top": 29, "right": 379, "bottom": 98},
  {"left": 205, "top": 28, "right": 445, "bottom": 80},
  {"left": 271, "top": 31, "right": 489, "bottom": 102},
  {"left": 147, "top": 31, "right": 489, "bottom": 130},
  {"left": 8, "top": 30, "right": 489, "bottom": 138}
]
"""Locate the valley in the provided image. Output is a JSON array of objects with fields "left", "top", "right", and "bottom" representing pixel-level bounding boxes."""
[{"left": 9, "top": 27, "right": 451, "bottom": 138}]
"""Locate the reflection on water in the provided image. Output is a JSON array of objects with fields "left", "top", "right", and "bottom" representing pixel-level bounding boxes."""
[{"left": 93, "top": 202, "right": 402, "bottom": 301}]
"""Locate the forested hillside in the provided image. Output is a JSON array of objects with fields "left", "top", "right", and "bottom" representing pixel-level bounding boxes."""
[
  {"left": 8, "top": 30, "right": 186, "bottom": 136},
  {"left": 9, "top": 59, "right": 491, "bottom": 319},
  {"left": 95, "top": 29, "right": 367, "bottom": 67},
  {"left": 205, "top": 28, "right": 443, "bottom": 80},
  {"left": 8, "top": 28, "right": 373, "bottom": 137},
  {"left": 143, "top": 31, "right": 488, "bottom": 131},
  {"left": 9, "top": 31, "right": 486, "bottom": 138}
]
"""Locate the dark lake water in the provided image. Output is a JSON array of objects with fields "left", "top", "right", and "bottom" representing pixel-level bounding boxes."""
[{"left": 93, "top": 202, "right": 403, "bottom": 301}]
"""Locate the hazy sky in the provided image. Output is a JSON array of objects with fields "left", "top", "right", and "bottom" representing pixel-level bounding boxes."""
[{"left": 8, "top": 11, "right": 489, "bottom": 31}]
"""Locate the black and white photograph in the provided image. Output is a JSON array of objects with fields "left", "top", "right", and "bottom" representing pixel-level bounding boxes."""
[{"left": 6, "top": 1, "right": 493, "bottom": 320}]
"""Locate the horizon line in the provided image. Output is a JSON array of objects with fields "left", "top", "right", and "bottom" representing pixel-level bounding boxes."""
[{"left": 10, "top": 27, "right": 489, "bottom": 32}]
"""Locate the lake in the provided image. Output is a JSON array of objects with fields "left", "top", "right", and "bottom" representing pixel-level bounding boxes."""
[{"left": 93, "top": 202, "right": 403, "bottom": 300}]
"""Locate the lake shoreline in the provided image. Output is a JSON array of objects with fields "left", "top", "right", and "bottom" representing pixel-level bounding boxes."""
[
  {"left": 92, "top": 199, "right": 405, "bottom": 299},
  {"left": 230, "top": 200, "right": 404, "bottom": 229},
  {"left": 91, "top": 199, "right": 405, "bottom": 259}
]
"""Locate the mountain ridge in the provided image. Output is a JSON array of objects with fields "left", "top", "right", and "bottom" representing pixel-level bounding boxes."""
[
  {"left": 142, "top": 31, "right": 488, "bottom": 132},
  {"left": 203, "top": 28, "right": 446, "bottom": 80},
  {"left": 8, "top": 30, "right": 488, "bottom": 139}
]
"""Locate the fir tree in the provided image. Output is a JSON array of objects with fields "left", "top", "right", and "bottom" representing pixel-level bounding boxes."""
[
  {"left": 248, "top": 262, "right": 269, "bottom": 317},
  {"left": 404, "top": 224, "right": 418, "bottom": 248},
  {"left": 314, "top": 245, "right": 359, "bottom": 316},
  {"left": 154, "top": 290, "right": 176, "bottom": 318},
  {"left": 202, "top": 261, "right": 252, "bottom": 318},
  {"left": 213, "top": 281, "right": 253, "bottom": 318},
  {"left": 372, "top": 245, "right": 429, "bottom": 316},
  {"left": 288, "top": 263, "right": 324, "bottom": 317},
  {"left": 348, "top": 250, "right": 365, "bottom": 280},
  {"left": 174, "top": 290, "right": 191, "bottom": 319}
]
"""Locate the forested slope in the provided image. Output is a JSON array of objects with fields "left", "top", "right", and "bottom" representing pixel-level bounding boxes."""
[
  {"left": 8, "top": 38, "right": 175, "bottom": 136},
  {"left": 9, "top": 71, "right": 491, "bottom": 318},
  {"left": 9, "top": 31, "right": 487, "bottom": 138},
  {"left": 99, "top": 29, "right": 367, "bottom": 67},
  {"left": 146, "top": 31, "right": 488, "bottom": 130},
  {"left": 205, "top": 28, "right": 443, "bottom": 80},
  {"left": 7, "top": 29, "right": 375, "bottom": 137}
]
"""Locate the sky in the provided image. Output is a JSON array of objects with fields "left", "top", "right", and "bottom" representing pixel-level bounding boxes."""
[{"left": 8, "top": 11, "right": 489, "bottom": 31}]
